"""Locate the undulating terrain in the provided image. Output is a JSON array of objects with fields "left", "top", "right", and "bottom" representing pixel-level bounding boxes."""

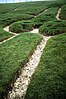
[{"left": 0, "top": 0, "right": 66, "bottom": 99}]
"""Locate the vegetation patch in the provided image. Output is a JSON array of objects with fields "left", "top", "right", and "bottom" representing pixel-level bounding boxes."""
[
  {"left": 32, "top": 7, "right": 59, "bottom": 26},
  {"left": 0, "top": 14, "right": 34, "bottom": 27},
  {"left": 60, "top": 5, "right": 66, "bottom": 20},
  {"left": 25, "top": 33, "right": 66, "bottom": 99},
  {"left": 0, "top": 28, "right": 13, "bottom": 42},
  {"left": 0, "top": 33, "right": 42, "bottom": 98},
  {"left": 39, "top": 20, "right": 66, "bottom": 36},
  {"left": 9, "top": 21, "right": 35, "bottom": 33},
  {"left": 11, "top": 2, "right": 49, "bottom": 15},
  {"left": 0, "top": 3, "right": 21, "bottom": 14}
]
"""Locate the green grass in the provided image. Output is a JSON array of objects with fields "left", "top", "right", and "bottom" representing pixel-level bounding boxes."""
[
  {"left": 0, "top": 33, "right": 42, "bottom": 98},
  {"left": 12, "top": 5, "right": 48, "bottom": 15},
  {"left": 9, "top": 7, "right": 59, "bottom": 33},
  {"left": 60, "top": 5, "right": 66, "bottom": 20},
  {"left": 0, "top": 1, "right": 66, "bottom": 98},
  {"left": 0, "top": 28, "right": 13, "bottom": 42},
  {"left": 0, "top": 13, "right": 34, "bottom": 27},
  {"left": 10, "top": 2, "right": 49, "bottom": 15},
  {"left": 9, "top": 21, "right": 34, "bottom": 33},
  {"left": 32, "top": 7, "right": 59, "bottom": 27},
  {"left": 25, "top": 33, "right": 66, "bottom": 99},
  {"left": 0, "top": 3, "right": 19, "bottom": 14},
  {"left": 39, "top": 20, "right": 66, "bottom": 36}
]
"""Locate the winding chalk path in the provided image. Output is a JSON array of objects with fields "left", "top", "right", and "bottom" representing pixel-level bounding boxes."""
[
  {"left": 0, "top": 26, "right": 19, "bottom": 44},
  {"left": 0, "top": 8, "right": 48, "bottom": 44},
  {"left": 7, "top": 34, "right": 51, "bottom": 99},
  {"left": 34, "top": 8, "right": 48, "bottom": 18},
  {"left": 1, "top": 26, "right": 51, "bottom": 99},
  {"left": 3, "top": 25, "right": 51, "bottom": 99},
  {"left": 30, "top": 28, "right": 39, "bottom": 33},
  {"left": 56, "top": 8, "right": 61, "bottom": 20},
  {"left": 1, "top": 7, "right": 61, "bottom": 99},
  {"left": 7, "top": 8, "right": 62, "bottom": 99}
]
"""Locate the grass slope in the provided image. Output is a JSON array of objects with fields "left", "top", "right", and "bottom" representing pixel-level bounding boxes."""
[
  {"left": 9, "top": 21, "right": 34, "bottom": 33},
  {"left": 39, "top": 20, "right": 66, "bottom": 36},
  {"left": 0, "top": 28, "right": 13, "bottom": 42},
  {"left": 32, "top": 7, "right": 59, "bottom": 26},
  {"left": 0, "top": 33, "right": 42, "bottom": 98},
  {"left": 25, "top": 33, "right": 66, "bottom": 99}
]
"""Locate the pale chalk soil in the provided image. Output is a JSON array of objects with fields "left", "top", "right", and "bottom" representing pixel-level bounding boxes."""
[
  {"left": 30, "top": 28, "right": 39, "bottom": 33},
  {"left": 2, "top": 27, "right": 51, "bottom": 99},
  {"left": 0, "top": 26, "right": 19, "bottom": 44},
  {"left": 7, "top": 35, "right": 51, "bottom": 99},
  {"left": 56, "top": 8, "right": 61, "bottom": 20},
  {"left": 34, "top": 9, "right": 48, "bottom": 18}
]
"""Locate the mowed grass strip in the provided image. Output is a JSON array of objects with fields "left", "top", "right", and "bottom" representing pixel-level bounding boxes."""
[
  {"left": 0, "top": 33, "right": 42, "bottom": 98},
  {"left": 0, "top": 28, "right": 13, "bottom": 42},
  {"left": 25, "top": 33, "right": 66, "bottom": 99}
]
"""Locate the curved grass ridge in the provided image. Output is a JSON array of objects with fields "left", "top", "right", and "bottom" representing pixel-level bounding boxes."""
[
  {"left": 9, "top": 21, "right": 34, "bottom": 33},
  {"left": 25, "top": 33, "right": 66, "bottom": 99},
  {"left": 39, "top": 20, "right": 66, "bottom": 36},
  {"left": 0, "top": 33, "right": 42, "bottom": 98}
]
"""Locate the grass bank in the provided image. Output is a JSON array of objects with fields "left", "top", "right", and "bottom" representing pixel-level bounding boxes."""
[
  {"left": 0, "top": 28, "right": 13, "bottom": 42},
  {"left": 39, "top": 20, "right": 66, "bottom": 36}
]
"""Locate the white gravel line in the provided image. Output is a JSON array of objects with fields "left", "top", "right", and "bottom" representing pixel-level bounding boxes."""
[
  {"left": 0, "top": 26, "right": 19, "bottom": 44},
  {"left": 0, "top": 35, "right": 18, "bottom": 44},
  {"left": 30, "top": 28, "right": 39, "bottom": 33},
  {"left": 34, "top": 8, "right": 48, "bottom": 18},
  {"left": 37, "top": 9, "right": 48, "bottom": 16},
  {"left": 56, "top": 8, "right": 61, "bottom": 20},
  {"left": 7, "top": 35, "right": 51, "bottom": 99},
  {"left": 4, "top": 26, "right": 17, "bottom": 35}
]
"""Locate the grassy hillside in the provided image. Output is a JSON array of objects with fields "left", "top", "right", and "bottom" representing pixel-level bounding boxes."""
[{"left": 0, "top": 0, "right": 66, "bottom": 98}]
